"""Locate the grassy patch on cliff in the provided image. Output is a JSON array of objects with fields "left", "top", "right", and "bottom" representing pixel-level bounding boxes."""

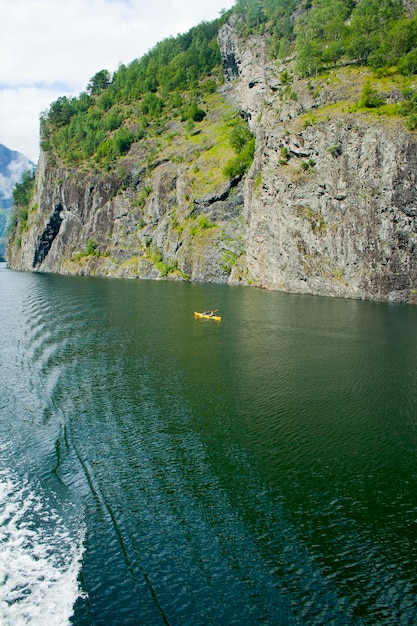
[
  {"left": 188, "top": 215, "right": 218, "bottom": 238},
  {"left": 158, "top": 93, "right": 237, "bottom": 195},
  {"left": 294, "top": 66, "right": 417, "bottom": 131},
  {"left": 183, "top": 102, "right": 241, "bottom": 197}
]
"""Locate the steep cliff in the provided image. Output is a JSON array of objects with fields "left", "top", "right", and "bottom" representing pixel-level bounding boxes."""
[
  {"left": 218, "top": 17, "right": 417, "bottom": 303},
  {"left": 6, "top": 11, "right": 417, "bottom": 303},
  {"left": 7, "top": 95, "right": 247, "bottom": 284}
]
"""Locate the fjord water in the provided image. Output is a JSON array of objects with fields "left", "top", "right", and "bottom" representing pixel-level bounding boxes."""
[{"left": 1, "top": 263, "right": 417, "bottom": 625}]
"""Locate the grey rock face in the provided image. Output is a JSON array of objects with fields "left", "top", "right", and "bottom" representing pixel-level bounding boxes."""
[
  {"left": 7, "top": 149, "right": 245, "bottom": 285},
  {"left": 218, "top": 18, "right": 417, "bottom": 303}
]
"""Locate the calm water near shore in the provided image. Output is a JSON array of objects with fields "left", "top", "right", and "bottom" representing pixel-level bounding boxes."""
[{"left": 1, "top": 261, "right": 417, "bottom": 625}]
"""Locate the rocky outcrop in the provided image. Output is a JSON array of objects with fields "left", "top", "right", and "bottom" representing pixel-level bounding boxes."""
[
  {"left": 6, "top": 17, "right": 417, "bottom": 304},
  {"left": 241, "top": 119, "right": 417, "bottom": 302},
  {"left": 7, "top": 144, "right": 245, "bottom": 285}
]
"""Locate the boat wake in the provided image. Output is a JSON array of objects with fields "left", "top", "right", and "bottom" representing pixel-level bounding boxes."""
[{"left": 0, "top": 464, "right": 85, "bottom": 626}]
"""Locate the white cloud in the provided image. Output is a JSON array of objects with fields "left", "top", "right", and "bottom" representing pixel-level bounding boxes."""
[
  {"left": 0, "top": 86, "right": 65, "bottom": 163},
  {"left": 0, "top": 0, "right": 235, "bottom": 162}
]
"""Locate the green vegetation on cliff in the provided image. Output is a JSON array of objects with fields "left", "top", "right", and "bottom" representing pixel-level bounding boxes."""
[
  {"left": 40, "top": 18, "right": 232, "bottom": 169},
  {"left": 235, "top": 0, "right": 417, "bottom": 77},
  {"left": 39, "top": 0, "right": 416, "bottom": 173},
  {"left": 8, "top": 171, "right": 36, "bottom": 246}
]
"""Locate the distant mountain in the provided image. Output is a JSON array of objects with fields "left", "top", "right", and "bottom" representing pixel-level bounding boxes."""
[{"left": 0, "top": 144, "right": 35, "bottom": 260}]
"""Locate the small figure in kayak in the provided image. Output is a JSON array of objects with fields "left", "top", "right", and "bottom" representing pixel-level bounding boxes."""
[{"left": 194, "top": 311, "right": 221, "bottom": 321}]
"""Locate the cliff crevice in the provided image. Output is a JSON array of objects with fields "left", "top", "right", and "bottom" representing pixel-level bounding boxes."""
[{"left": 32, "top": 203, "right": 63, "bottom": 268}]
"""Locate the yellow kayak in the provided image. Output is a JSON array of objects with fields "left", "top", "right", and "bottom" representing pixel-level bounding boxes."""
[{"left": 194, "top": 311, "right": 221, "bottom": 321}]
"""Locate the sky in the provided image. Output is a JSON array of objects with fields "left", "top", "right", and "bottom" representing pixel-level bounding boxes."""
[{"left": 0, "top": 0, "right": 236, "bottom": 163}]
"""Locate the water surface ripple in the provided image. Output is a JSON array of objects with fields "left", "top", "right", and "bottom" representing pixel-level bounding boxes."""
[{"left": 1, "top": 264, "right": 417, "bottom": 625}]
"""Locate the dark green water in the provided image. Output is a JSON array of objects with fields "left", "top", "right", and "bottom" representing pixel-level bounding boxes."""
[{"left": 1, "top": 262, "right": 417, "bottom": 625}]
